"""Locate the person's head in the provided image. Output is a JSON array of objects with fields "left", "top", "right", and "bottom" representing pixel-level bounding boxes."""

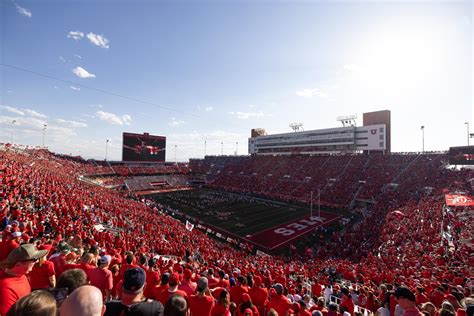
[
  {"left": 197, "top": 277, "right": 208, "bottom": 293},
  {"left": 98, "top": 255, "right": 111, "bottom": 268},
  {"left": 126, "top": 253, "right": 134, "bottom": 265},
  {"left": 394, "top": 287, "right": 417, "bottom": 310},
  {"left": 218, "top": 289, "right": 230, "bottom": 307},
  {"left": 148, "top": 258, "right": 156, "bottom": 269},
  {"left": 6, "top": 290, "right": 57, "bottom": 316},
  {"left": 164, "top": 294, "right": 188, "bottom": 316},
  {"left": 341, "top": 287, "right": 351, "bottom": 299},
  {"left": 60, "top": 285, "right": 105, "bottom": 316},
  {"left": 240, "top": 293, "right": 254, "bottom": 312},
  {"left": 82, "top": 253, "right": 95, "bottom": 265},
  {"left": 122, "top": 267, "right": 146, "bottom": 297},
  {"left": 421, "top": 302, "right": 437, "bottom": 316},
  {"left": 273, "top": 283, "right": 284, "bottom": 295},
  {"left": 440, "top": 301, "right": 455, "bottom": 314},
  {"left": 169, "top": 273, "right": 180, "bottom": 288},
  {"left": 57, "top": 268, "right": 88, "bottom": 295},
  {"left": 1, "top": 243, "right": 48, "bottom": 275},
  {"left": 161, "top": 272, "right": 170, "bottom": 286}
]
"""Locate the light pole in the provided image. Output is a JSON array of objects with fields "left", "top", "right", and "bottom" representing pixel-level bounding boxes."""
[
  {"left": 465, "top": 122, "right": 470, "bottom": 146},
  {"left": 204, "top": 140, "right": 207, "bottom": 157},
  {"left": 174, "top": 144, "right": 177, "bottom": 163},
  {"left": 10, "top": 120, "right": 16, "bottom": 144},
  {"left": 105, "top": 139, "right": 109, "bottom": 160},
  {"left": 421, "top": 126, "right": 425, "bottom": 152},
  {"left": 42, "top": 124, "right": 47, "bottom": 147},
  {"left": 221, "top": 142, "right": 223, "bottom": 156},
  {"left": 236, "top": 141, "right": 238, "bottom": 155}
]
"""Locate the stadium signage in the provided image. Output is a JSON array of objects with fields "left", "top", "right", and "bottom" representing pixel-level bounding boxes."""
[
  {"left": 445, "top": 194, "right": 474, "bottom": 206},
  {"left": 274, "top": 216, "right": 325, "bottom": 236}
]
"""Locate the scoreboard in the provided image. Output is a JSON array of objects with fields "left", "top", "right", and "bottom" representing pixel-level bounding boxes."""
[
  {"left": 449, "top": 146, "right": 474, "bottom": 165},
  {"left": 122, "top": 132, "right": 166, "bottom": 162}
]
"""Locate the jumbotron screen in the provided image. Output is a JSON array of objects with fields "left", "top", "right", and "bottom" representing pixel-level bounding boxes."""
[
  {"left": 122, "top": 132, "right": 166, "bottom": 162},
  {"left": 449, "top": 146, "right": 474, "bottom": 165}
]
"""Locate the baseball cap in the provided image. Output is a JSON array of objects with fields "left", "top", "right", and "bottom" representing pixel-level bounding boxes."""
[
  {"left": 99, "top": 255, "right": 111, "bottom": 265},
  {"left": 123, "top": 268, "right": 146, "bottom": 293},
  {"left": 273, "top": 283, "right": 284, "bottom": 295},
  {"left": 0, "top": 243, "right": 48, "bottom": 266}
]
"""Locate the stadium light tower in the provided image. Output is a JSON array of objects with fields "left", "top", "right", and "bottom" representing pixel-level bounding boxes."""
[
  {"left": 337, "top": 114, "right": 357, "bottom": 127},
  {"left": 221, "top": 142, "right": 224, "bottom": 156},
  {"left": 421, "top": 126, "right": 425, "bottom": 152},
  {"left": 174, "top": 144, "right": 177, "bottom": 163},
  {"left": 236, "top": 141, "right": 238, "bottom": 155},
  {"left": 42, "top": 124, "right": 47, "bottom": 147},
  {"left": 204, "top": 140, "right": 207, "bottom": 157},
  {"left": 10, "top": 120, "right": 16, "bottom": 144},
  {"left": 105, "top": 139, "right": 109, "bottom": 160},
  {"left": 289, "top": 122, "right": 304, "bottom": 132},
  {"left": 465, "top": 122, "right": 470, "bottom": 146}
]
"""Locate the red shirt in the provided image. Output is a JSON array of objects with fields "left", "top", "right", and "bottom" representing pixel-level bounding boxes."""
[
  {"left": 248, "top": 287, "right": 268, "bottom": 315},
  {"left": 189, "top": 294, "right": 215, "bottom": 316},
  {"left": 28, "top": 260, "right": 55, "bottom": 289},
  {"left": 153, "top": 284, "right": 169, "bottom": 300},
  {"left": 340, "top": 297, "right": 355, "bottom": 316},
  {"left": 144, "top": 270, "right": 160, "bottom": 298},
  {"left": 267, "top": 294, "right": 290, "bottom": 316},
  {"left": 156, "top": 288, "right": 188, "bottom": 305},
  {"left": 179, "top": 280, "right": 197, "bottom": 296},
  {"left": 230, "top": 285, "right": 249, "bottom": 305},
  {"left": 0, "top": 270, "right": 31, "bottom": 316},
  {"left": 211, "top": 303, "right": 230, "bottom": 316},
  {"left": 312, "top": 283, "right": 323, "bottom": 297},
  {"left": 0, "top": 239, "right": 20, "bottom": 261},
  {"left": 88, "top": 267, "right": 113, "bottom": 298}
]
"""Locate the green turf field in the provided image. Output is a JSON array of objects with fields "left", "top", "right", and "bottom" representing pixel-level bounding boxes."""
[{"left": 151, "top": 188, "right": 315, "bottom": 237}]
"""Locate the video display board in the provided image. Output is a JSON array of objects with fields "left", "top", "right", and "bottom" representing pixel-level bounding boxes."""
[
  {"left": 449, "top": 146, "right": 474, "bottom": 165},
  {"left": 122, "top": 132, "right": 166, "bottom": 162}
]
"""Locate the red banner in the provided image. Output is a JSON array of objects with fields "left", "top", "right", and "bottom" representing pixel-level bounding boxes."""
[{"left": 445, "top": 194, "right": 474, "bottom": 206}]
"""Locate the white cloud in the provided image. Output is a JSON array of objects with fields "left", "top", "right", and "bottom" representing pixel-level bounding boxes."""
[
  {"left": 86, "top": 32, "right": 109, "bottom": 48},
  {"left": 15, "top": 4, "right": 32, "bottom": 18},
  {"left": 295, "top": 88, "right": 328, "bottom": 98},
  {"left": 74, "top": 54, "right": 82, "bottom": 59},
  {"left": 229, "top": 111, "right": 264, "bottom": 120},
  {"left": 0, "top": 105, "right": 25, "bottom": 116},
  {"left": 72, "top": 66, "right": 96, "bottom": 79},
  {"left": 59, "top": 56, "right": 66, "bottom": 63},
  {"left": 96, "top": 111, "right": 131, "bottom": 125},
  {"left": 205, "top": 106, "right": 213, "bottom": 112},
  {"left": 24, "top": 109, "right": 47, "bottom": 118},
  {"left": 343, "top": 63, "right": 363, "bottom": 73},
  {"left": 67, "top": 31, "right": 84, "bottom": 40},
  {"left": 55, "top": 118, "right": 88, "bottom": 128},
  {"left": 70, "top": 85, "right": 81, "bottom": 91},
  {"left": 169, "top": 118, "right": 186, "bottom": 127}
]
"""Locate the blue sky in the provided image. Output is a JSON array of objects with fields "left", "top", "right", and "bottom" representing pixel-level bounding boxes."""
[{"left": 1, "top": 0, "right": 472, "bottom": 161}]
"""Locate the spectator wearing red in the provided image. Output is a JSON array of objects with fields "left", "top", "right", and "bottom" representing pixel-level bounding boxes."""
[
  {"left": 0, "top": 230, "right": 21, "bottom": 261},
  {"left": 88, "top": 255, "right": 114, "bottom": 301},
  {"left": 156, "top": 273, "right": 188, "bottom": 305},
  {"left": 248, "top": 276, "right": 268, "bottom": 315},
  {"left": 49, "top": 241, "right": 69, "bottom": 278},
  {"left": 179, "top": 268, "right": 197, "bottom": 296},
  {"left": 312, "top": 279, "right": 323, "bottom": 299},
  {"left": 144, "top": 258, "right": 160, "bottom": 299},
  {"left": 211, "top": 288, "right": 231, "bottom": 316},
  {"left": 153, "top": 272, "right": 170, "bottom": 300},
  {"left": 266, "top": 283, "right": 290, "bottom": 316},
  {"left": 394, "top": 287, "right": 423, "bottom": 316},
  {"left": 0, "top": 244, "right": 48, "bottom": 315},
  {"left": 216, "top": 270, "right": 230, "bottom": 290},
  {"left": 189, "top": 277, "right": 215, "bottom": 316},
  {"left": 80, "top": 253, "right": 97, "bottom": 276},
  {"left": 28, "top": 252, "right": 55, "bottom": 289},
  {"left": 339, "top": 287, "right": 355, "bottom": 316},
  {"left": 230, "top": 275, "right": 249, "bottom": 306},
  {"left": 237, "top": 293, "right": 259, "bottom": 316}
]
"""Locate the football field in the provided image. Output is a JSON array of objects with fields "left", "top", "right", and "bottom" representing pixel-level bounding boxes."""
[{"left": 152, "top": 188, "right": 343, "bottom": 251}]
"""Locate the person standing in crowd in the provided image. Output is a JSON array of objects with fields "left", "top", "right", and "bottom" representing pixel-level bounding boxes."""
[
  {"left": 266, "top": 283, "right": 290, "bottom": 316},
  {"left": 230, "top": 275, "right": 249, "bottom": 306},
  {"left": 179, "top": 268, "right": 197, "bottom": 296},
  {"left": 88, "top": 255, "right": 114, "bottom": 301},
  {"left": 144, "top": 258, "right": 160, "bottom": 298},
  {"left": 28, "top": 251, "right": 56, "bottom": 289},
  {"left": 211, "top": 288, "right": 231, "bottom": 316},
  {"left": 0, "top": 243, "right": 48, "bottom": 315},
  {"left": 394, "top": 287, "right": 423, "bottom": 316},
  {"left": 105, "top": 267, "right": 164, "bottom": 316},
  {"left": 248, "top": 276, "right": 268, "bottom": 315},
  {"left": 189, "top": 277, "right": 215, "bottom": 316},
  {"left": 60, "top": 285, "right": 106, "bottom": 316},
  {"left": 156, "top": 272, "right": 188, "bottom": 305},
  {"left": 339, "top": 287, "right": 355, "bottom": 316}
]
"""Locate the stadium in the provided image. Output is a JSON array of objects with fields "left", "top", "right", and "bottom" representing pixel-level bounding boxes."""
[
  {"left": 1, "top": 1, "right": 473, "bottom": 316},
  {"left": 1, "top": 108, "right": 473, "bottom": 315}
]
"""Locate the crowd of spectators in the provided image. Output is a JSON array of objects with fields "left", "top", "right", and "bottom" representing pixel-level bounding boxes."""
[{"left": 0, "top": 147, "right": 472, "bottom": 316}]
